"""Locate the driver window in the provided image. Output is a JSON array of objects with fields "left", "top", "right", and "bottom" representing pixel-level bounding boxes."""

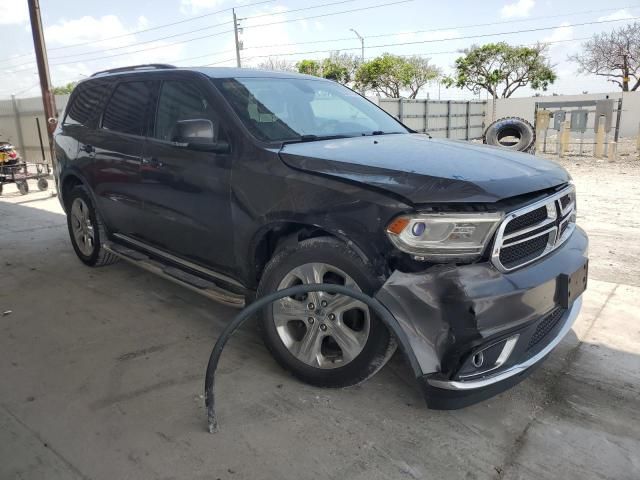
[{"left": 154, "top": 80, "right": 226, "bottom": 143}]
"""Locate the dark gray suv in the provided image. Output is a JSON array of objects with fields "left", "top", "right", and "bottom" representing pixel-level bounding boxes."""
[{"left": 54, "top": 64, "right": 588, "bottom": 408}]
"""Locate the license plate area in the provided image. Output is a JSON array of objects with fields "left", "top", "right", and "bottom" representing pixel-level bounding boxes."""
[{"left": 558, "top": 260, "right": 588, "bottom": 309}]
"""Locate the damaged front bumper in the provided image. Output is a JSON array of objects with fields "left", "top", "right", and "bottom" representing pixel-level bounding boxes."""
[{"left": 375, "top": 226, "right": 588, "bottom": 409}]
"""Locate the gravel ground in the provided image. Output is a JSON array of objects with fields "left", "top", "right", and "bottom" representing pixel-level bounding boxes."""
[{"left": 539, "top": 137, "right": 640, "bottom": 287}]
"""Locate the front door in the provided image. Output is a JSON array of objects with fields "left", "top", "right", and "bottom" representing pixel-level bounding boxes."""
[{"left": 136, "top": 76, "right": 235, "bottom": 275}]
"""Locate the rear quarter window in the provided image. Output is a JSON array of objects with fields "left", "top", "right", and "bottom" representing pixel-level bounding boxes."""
[{"left": 63, "top": 82, "right": 110, "bottom": 127}]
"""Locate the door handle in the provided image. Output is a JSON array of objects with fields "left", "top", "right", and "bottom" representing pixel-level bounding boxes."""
[{"left": 141, "top": 157, "right": 163, "bottom": 168}]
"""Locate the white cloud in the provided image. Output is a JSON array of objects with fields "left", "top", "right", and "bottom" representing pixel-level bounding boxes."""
[
  {"left": 393, "top": 29, "right": 460, "bottom": 43},
  {"left": 45, "top": 15, "right": 135, "bottom": 49},
  {"left": 0, "top": 0, "right": 29, "bottom": 25},
  {"left": 500, "top": 0, "right": 535, "bottom": 19},
  {"left": 598, "top": 9, "right": 634, "bottom": 22},
  {"left": 543, "top": 22, "right": 574, "bottom": 44},
  {"left": 180, "top": 0, "right": 224, "bottom": 15},
  {"left": 240, "top": 6, "right": 293, "bottom": 65},
  {"left": 40, "top": 15, "right": 186, "bottom": 84}
]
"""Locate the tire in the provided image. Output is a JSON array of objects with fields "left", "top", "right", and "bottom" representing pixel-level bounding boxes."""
[
  {"left": 17, "top": 180, "right": 29, "bottom": 195},
  {"left": 257, "top": 236, "right": 394, "bottom": 388},
  {"left": 484, "top": 117, "right": 535, "bottom": 152},
  {"left": 37, "top": 178, "right": 48, "bottom": 191},
  {"left": 65, "top": 185, "right": 119, "bottom": 267}
]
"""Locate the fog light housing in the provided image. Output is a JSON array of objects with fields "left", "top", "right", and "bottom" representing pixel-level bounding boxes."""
[{"left": 457, "top": 335, "right": 519, "bottom": 379}]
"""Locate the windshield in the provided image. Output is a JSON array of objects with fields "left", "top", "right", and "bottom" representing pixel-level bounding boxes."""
[{"left": 214, "top": 77, "right": 408, "bottom": 143}]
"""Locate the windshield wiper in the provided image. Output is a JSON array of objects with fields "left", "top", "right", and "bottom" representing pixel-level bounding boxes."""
[
  {"left": 281, "top": 134, "right": 356, "bottom": 146},
  {"left": 369, "top": 130, "right": 405, "bottom": 136}
]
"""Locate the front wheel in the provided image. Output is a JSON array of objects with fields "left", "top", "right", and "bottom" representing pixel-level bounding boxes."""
[{"left": 257, "top": 237, "right": 394, "bottom": 388}]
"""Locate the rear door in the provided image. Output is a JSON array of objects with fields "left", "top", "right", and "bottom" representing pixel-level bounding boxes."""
[
  {"left": 91, "top": 79, "right": 156, "bottom": 235},
  {"left": 55, "top": 80, "right": 110, "bottom": 191},
  {"left": 136, "top": 74, "right": 235, "bottom": 274}
]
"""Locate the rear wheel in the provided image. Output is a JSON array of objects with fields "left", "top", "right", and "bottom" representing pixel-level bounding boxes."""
[
  {"left": 258, "top": 237, "right": 394, "bottom": 388},
  {"left": 65, "top": 185, "right": 119, "bottom": 267}
]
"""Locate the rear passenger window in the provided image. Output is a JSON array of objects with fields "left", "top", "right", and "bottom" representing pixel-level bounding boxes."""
[
  {"left": 63, "top": 82, "right": 109, "bottom": 127},
  {"left": 102, "top": 81, "right": 152, "bottom": 136}
]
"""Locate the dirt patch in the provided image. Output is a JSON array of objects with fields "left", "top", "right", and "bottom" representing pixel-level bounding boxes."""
[{"left": 540, "top": 137, "right": 640, "bottom": 287}]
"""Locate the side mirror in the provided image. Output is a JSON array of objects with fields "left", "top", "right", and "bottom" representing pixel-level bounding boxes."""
[{"left": 173, "top": 119, "right": 230, "bottom": 153}]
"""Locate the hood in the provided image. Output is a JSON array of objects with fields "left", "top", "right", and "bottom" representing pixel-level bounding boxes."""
[{"left": 279, "top": 134, "right": 569, "bottom": 204}]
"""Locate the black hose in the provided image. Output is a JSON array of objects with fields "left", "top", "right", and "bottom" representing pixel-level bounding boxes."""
[{"left": 204, "top": 283, "right": 423, "bottom": 433}]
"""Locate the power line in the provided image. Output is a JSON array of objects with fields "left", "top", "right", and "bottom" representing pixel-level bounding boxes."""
[
  {"left": 6, "top": 0, "right": 414, "bottom": 69},
  {"left": 238, "top": 4, "right": 638, "bottom": 50},
  {"left": 232, "top": 16, "right": 640, "bottom": 60},
  {"left": 44, "top": 0, "right": 364, "bottom": 62},
  {"left": 239, "top": 0, "right": 360, "bottom": 20},
  {"left": 241, "top": 0, "right": 415, "bottom": 29},
  {"left": 365, "top": 5, "right": 640, "bottom": 39},
  {"left": 201, "top": 36, "right": 595, "bottom": 68},
  {"left": 8, "top": 30, "right": 238, "bottom": 72},
  {"left": 0, "top": 0, "right": 274, "bottom": 61},
  {"left": 43, "top": 21, "right": 233, "bottom": 62}
]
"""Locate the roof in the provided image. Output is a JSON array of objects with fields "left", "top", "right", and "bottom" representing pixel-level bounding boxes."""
[{"left": 86, "top": 64, "right": 324, "bottom": 82}]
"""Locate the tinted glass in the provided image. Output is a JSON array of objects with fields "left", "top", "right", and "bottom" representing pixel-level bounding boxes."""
[
  {"left": 102, "top": 81, "right": 152, "bottom": 136},
  {"left": 215, "top": 77, "right": 407, "bottom": 142},
  {"left": 64, "top": 82, "right": 109, "bottom": 126},
  {"left": 154, "top": 81, "right": 220, "bottom": 142}
]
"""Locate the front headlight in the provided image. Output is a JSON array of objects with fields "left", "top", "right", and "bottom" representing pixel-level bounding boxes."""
[{"left": 386, "top": 212, "right": 503, "bottom": 263}]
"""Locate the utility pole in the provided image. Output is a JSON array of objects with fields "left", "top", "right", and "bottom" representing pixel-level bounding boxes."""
[
  {"left": 27, "top": 0, "right": 57, "bottom": 164},
  {"left": 233, "top": 8, "right": 242, "bottom": 68},
  {"left": 350, "top": 29, "right": 365, "bottom": 95}
]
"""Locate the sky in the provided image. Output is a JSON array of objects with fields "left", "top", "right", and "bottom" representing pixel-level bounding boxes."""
[{"left": 0, "top": 0, "right": 638, "bottom": 100}]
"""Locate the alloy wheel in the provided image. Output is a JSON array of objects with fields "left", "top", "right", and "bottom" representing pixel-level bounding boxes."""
[
  {"left": 274, "top": 262, "right": 371, "bottom": 369},
  {"left": 70, "top": 197, "right": 95, "bottom": 257}
]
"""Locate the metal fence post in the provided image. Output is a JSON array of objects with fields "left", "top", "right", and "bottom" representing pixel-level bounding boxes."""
[
  {"left": 10, "top": 95, "right": 27, "bottom": 162},
  {"left": 614, "top": 97, "right": 622, "bottom": 143},
  {"left": 446, "top": 100, "right": 451, "bottom": 139},
  {"left": 424, "top": 100, "right": 429, "bottom": 134},
  {"left": 465, "top": 101, "right": 471, "bottom": 140}
]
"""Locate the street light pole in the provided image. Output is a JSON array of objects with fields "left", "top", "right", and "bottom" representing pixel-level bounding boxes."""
[
  {"left": 350, "top": 28, "right": 364, "bottom": 63},
  {"left": 27, "top": 0, "right": 57, "bottom": 164},
  {"left": 350, "top": 28, "right": 365, "bottom": 95}
]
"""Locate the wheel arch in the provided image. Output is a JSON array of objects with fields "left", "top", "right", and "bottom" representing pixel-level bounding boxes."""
[
  {"left": 59, "top": 170, "right": 96, "bottom": 213},
  {"left": 251, "top": 221, "right": 376, "bottom": 288}
]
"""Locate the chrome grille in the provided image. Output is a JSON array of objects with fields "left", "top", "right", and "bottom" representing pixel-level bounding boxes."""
[{"left": 491, "top": 185, "right": 576, "bottom": 272}]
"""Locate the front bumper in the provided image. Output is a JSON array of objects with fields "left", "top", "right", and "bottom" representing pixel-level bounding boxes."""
[{"left": 376, "top": 226, "right": 588, "bottom": 409}]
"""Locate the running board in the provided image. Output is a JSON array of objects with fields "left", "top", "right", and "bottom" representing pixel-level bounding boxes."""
[{"left": 103, "top": 242, "right": 245, "bottom": 308}]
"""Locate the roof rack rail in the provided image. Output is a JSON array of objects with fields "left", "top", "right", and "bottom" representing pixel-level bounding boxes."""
[{"left": 91, "top": 64, "right": 176, "bottom": 77}]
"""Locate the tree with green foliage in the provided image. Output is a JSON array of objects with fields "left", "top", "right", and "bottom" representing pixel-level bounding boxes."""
[
  {"left": 354, "top": 53, "right": 440, "bottom": 98},
  {"left": 297, "top": 59, "right": 322, "bottom": 77},
  {"left": 443, "top": 42, "right": 556, "bottom": 99},
  {"left": 296, "top": 52, "right": 361, "bottom": 86},
  {"left": 52, "top": 82, "right": 77, "bottom": 95}
]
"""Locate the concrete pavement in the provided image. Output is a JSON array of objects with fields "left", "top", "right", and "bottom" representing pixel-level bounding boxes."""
[{"left": 1, "top": 186, "right": 639, "bottom": 480}]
